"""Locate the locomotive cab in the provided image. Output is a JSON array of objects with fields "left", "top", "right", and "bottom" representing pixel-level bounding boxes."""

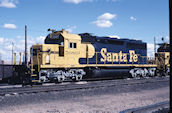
[{"left": 31, "top": 29, "right": 83, "bottom": 67}]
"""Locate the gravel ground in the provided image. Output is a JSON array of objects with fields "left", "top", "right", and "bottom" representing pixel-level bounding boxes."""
[{"left": 0, "top": 78, "right": 169, "bottom": 113}]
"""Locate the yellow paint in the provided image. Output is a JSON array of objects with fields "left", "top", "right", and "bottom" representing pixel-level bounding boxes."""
[
  {"left": 31, "top": 74, "right": 37, "bottom": 76},
  {"left": 31, "top": 29, "right": 95, "bottom": 69},
  {"left": 32, "top": 80, "right": 39, "bottom": 82},
  {"left": 129, "top": 50, "right": 138, "bottom": 62}
]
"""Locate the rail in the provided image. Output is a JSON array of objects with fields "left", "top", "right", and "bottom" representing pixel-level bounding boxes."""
[
  {"left": 120, "top": 101, "right": 169, "bottom": 113},
  {"left": 12, "top": 51, "right": 157, "bottom": 66},
  {"left": 0, "top": 76, "right": 169, "bottom": 96}
]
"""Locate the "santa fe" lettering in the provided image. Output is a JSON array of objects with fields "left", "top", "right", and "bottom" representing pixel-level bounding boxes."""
[{"left": 100, "top": 48, "right": 138, "bottom": 63}]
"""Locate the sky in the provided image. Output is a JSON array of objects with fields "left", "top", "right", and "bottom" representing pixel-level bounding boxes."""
[{"left": 0, "top": 0, "right": 169, "bottom": 62}]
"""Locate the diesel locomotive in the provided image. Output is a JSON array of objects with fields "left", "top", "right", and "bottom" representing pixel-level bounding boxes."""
[
  {"left": 0, "top": 28, "right": 170, "bottom": 84},
  {"left": 29, "top": 29, "right": 169, "bottom": 83}
]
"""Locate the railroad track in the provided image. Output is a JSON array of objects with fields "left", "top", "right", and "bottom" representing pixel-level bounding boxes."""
[
  {"left": 120, "top": 101, "right": 169, "bottom": 113},
  {"left": 0, "top": 76, "right": 169, "bottom": 96}
]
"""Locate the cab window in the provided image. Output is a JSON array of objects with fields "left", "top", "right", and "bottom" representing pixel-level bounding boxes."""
[
  {"left": 69, "top": 42, "right": 77, "bottom": 48},
  {"left": 73, "top": 43, "right": 77, "bottom": 48}
]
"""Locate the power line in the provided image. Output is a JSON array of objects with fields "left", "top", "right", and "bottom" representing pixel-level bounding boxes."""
[{"left": 0, "top": 27, "right": 47, "bottom": 35}]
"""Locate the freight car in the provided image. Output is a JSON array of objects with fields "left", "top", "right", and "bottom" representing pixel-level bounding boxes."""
[
  {"left": 0, "top": 63, "right": 13, "bottom": 82},
  {"left": 0, "top": 61, "right": 30, "bottom": 84},
  {"left": 28, "top": 29, "right": 169, "bottom": 83}
]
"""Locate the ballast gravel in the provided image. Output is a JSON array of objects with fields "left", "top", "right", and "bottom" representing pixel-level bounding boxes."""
[{"left": 0, "top": 78, "right": 169, "bottom": 113}]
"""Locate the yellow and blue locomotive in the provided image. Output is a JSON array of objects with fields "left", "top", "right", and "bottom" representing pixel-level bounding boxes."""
[{"left": 30, "top": 29, "right": 160, "bottom": 83}]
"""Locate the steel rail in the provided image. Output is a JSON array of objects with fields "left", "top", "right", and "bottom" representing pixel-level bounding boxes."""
[
  {"left": 0, "top": 77, "right": 169, "bottom": 96},
  {"left": 120, "top": 101, "right": 169, "bottom": 113}
]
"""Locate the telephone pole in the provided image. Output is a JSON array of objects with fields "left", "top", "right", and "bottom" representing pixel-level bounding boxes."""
[
  {"left": 0, "top": 52, "right": 1, "bottom": 62},
  {"left": 12, "top": 42, "right": 14, "bottom": 64},
  {"left": 154, "top": 37, "right": 156, "bottom": 57},
  {"left": 25, "top": 25, "right": 27, "bottom": 65}
]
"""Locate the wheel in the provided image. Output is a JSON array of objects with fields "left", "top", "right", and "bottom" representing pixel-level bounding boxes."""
[
  {"left": 57, "top": 75, "right": 65, "bottom": 83},
  {"left": 74, "top": 75, "right": 83, "bottom": 82}
]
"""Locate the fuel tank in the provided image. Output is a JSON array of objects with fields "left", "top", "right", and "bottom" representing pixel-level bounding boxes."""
[{"left": 84, "top": 67, "right": 131, "bottom": 79}]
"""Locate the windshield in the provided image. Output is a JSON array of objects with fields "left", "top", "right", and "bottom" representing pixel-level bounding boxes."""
[{"left": 44, "top": 34, "right": 64, "bottom": 45}]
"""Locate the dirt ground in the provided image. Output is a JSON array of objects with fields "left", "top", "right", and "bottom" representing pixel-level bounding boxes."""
[{"left": 0, "top": 86, "right": 169, "bottom": 113}]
